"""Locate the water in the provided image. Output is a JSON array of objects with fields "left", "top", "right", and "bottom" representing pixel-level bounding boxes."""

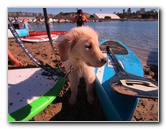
[{"left": 29, "top": 21, "right": 158, "bottom": 66}]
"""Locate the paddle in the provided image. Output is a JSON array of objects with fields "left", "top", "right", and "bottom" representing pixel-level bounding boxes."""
[
  {"left": 43, "top": 8, "right": 73, "bottom": 78},
  {"left": 106, "top": 46, "right": 158, "bottom": 99},
  {"left": 43, "top": 8, "right": 61, "bottom": 69}
]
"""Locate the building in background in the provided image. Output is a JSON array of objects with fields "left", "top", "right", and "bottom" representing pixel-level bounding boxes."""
[{"left": 93, "top": 13, "right": 120, "bottom": 19}]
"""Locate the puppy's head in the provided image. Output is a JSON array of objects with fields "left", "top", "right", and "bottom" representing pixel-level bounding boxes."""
[{"left": 55, "top": 26, "right": 107, "bottom": 67}]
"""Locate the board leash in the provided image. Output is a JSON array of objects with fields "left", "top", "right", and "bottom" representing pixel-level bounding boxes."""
[{"left": 8, "top": 18, "right": 65, "bottom": 77}]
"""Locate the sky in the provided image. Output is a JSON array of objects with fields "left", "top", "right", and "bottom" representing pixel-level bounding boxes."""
[{"left": 8, "top": 7, "right": 157, "bottom": 15}]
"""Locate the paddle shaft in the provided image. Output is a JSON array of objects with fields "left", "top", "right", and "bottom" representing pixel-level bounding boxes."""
[
  {"left": 43, "top": 8, "right": 52, "bottom": 44},
  {"left": 43, "top": 8, "right": 72, "bottom": 77},
  {"left": 43, "top": 8, "right": 60, "bottom": 69},
  {"left": 106, "top": 46, "right": 127, "bottom": 74}
]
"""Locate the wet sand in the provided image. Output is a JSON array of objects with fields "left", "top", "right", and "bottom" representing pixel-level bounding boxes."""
[{"left": 8, "top": 39, "right": 158, "bottom": 121}]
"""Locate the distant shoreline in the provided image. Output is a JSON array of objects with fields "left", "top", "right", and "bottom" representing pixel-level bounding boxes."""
[
  {"left": 93, "top": 18, "right": 158, "bottom": 22},
  {"left": 10, "top": 18, "right": 158, "bottom": 24}
]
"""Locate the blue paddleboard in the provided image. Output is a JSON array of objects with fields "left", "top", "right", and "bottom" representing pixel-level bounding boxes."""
[{"left": 95, "top": 40, "right": 144, "bottom": 121}]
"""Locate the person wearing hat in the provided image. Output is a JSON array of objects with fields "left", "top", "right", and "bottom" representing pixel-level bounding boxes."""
[{"left": 72, "top": 9, "right": 88, "bottom": 27}]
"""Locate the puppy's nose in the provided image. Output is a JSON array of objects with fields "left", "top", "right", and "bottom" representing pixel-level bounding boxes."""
[{"left": 100, "top": 58, "right": 107, "bottom": 64}]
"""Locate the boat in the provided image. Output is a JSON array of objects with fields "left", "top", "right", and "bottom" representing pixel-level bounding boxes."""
[
  {"left": 29, "top": 31, "right": 68, "bottom": 36},
  {"left": 95, "top": 40, "right": 144, "bottom": 121},
  {"left": 8, "top": 68, "right": 66, "bottom": 121}
]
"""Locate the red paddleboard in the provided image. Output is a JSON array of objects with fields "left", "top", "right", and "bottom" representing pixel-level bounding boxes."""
[
  {"left": 21, "top": 34, "right": 58, "bottom": 43},
  {"left": 29, "top": 31, "right": 68, "bottom": 36}
]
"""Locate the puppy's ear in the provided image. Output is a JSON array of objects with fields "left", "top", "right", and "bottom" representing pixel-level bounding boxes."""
[{"left": 57, "top": 38, "right": 71, "bottom": 62}]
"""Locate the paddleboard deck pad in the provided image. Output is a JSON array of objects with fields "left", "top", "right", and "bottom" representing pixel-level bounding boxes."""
[
  {"left": 8, "top": 68, "right": 66, "bottom": 121},
  {"left": 95, "top": 40, "right": 145, "bottom": 121}
]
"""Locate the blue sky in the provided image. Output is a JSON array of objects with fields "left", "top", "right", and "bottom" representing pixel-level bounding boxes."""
[{"left": 8, "top": 8, "right": 157, "bottom": 15}]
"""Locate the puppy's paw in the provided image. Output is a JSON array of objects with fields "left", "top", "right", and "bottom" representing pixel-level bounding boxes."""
[
  {"left": 68, "top": 96, "right": 76, "bottom": 105},
  {"left": 87, "top": 95, "right": 94, "bottom": 104}
]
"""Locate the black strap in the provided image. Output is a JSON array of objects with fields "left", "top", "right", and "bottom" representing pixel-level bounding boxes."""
[{"left": 8, "top": 18, "right": 64, "bottom": 77}]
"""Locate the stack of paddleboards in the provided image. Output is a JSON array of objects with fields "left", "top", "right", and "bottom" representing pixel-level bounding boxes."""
[
  {"left": 21, "top": 34, "right": 58, "bottom": 43},
  {"left": 29, "top": 31, "right": 68, "bottom": 36},
  {"left": 21, "top": 31, "right": 68, "bottom": 43},
  {"left": 8, "top": 29, "right": 68, "bottom": 43}
]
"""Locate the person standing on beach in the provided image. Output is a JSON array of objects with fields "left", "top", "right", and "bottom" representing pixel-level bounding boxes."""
[
  {"left": 72, "top": 9, "right": 88, "bottom": 27},
  {"left": 21, "top": 18, "right": 32, "bottom": 36},
  {"left": 8, "top": 50, "right": 23, "bottom": 67},
  {"left": 21, "top": 18, "right": 32, "bottom": 30}
]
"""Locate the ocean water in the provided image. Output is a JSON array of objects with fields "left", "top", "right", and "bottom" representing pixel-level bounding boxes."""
[{"left": 30, "top": 21, "right": 159, "bottom": 67}]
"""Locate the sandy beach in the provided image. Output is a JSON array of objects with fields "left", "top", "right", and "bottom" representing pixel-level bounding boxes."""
[{"left": 8, "top": 38, "right": 158, "bottom": 121}]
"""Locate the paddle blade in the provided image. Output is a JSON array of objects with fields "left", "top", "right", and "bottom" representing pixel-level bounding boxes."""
[{"left": 110, "top": 72, "right": 158, "bottom": 99}]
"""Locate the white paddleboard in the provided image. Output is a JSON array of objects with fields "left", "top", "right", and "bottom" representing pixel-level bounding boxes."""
[{"left": 8, "top": 68, "right": 66, "bottom": 121}]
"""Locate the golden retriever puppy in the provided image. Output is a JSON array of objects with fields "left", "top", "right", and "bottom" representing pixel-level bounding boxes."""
[{"left": 54, "top": 26, "right": 107, "bottom": 105}]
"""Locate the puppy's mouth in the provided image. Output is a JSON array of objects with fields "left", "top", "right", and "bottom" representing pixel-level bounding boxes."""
[
  {"left": 85, "top": 61, "right": 105, "bottom": 67},
  {"left": 86, "top": 62, "right": 93, "bottom": 67}
]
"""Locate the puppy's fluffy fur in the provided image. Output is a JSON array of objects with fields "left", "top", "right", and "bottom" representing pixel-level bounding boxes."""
[{"left": 54, "top": 26, "right": 107, "bottom": 105}]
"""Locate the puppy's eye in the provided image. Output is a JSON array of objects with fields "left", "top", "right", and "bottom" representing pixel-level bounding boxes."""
[{"left": 85, "top": 45, "right": 92, "bottom": 49}]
